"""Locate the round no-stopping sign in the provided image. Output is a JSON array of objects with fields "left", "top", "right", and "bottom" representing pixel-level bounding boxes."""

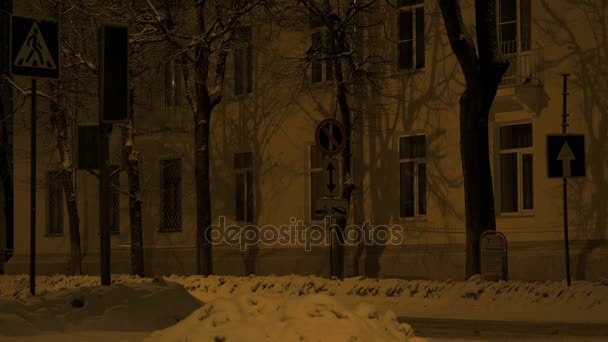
[{"left": 315, "top": 118, "right": 346, "bottom": 156}]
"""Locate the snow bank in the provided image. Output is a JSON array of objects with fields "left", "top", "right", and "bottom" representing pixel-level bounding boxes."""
[
  {"left": 0, "top": 277, "right": 201, "bottom": 337},
  {"left": 146, "top": 293, "right": 428, "bottom": 342}
]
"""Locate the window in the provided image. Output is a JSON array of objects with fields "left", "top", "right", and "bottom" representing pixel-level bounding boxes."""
[
  {"left": 234, "top": 152, "right": 254, "bottom": 223},
  {"left": 309, "top": 145, "right": 324, "bottom": 221},
  {"left": 499, "top": 123, "right": 533, "bottom": 213},
  {"left": 160, "top": 158, "right": 182, "bottom": 231},
  {"left": 47, "top": 171, "right": 64, "bottom": 236},
  {"left": 398, "top": 0, "right": 425, "bottom": 70},
  {"left": 399, "top": 135, "right": 426, "bottom": 218},
  {"left": 310, "top": 31, "right": 333, "bottom": 83},
  {"left": 109, "top": 165, "right": 120, "bottom": 234},
  {"left": 234, "top": 26, "right": 253, "bottom": 96},
  {"left": 498, "top": 0, "right": 531, "bottom": 53},
  {"left": 165, "top": 59, "right": 183, "bottom": 107}
]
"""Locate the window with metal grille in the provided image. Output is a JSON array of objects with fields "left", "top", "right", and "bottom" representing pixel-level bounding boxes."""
[
  {"left": 47, "top": 171, "right": 64, "bottom": 236},
  {"left": 399, "top": 135, "right": 426, "bottom": 218},
  {"left": 234, "top": 152, "right": 254, "bottom": 223},
  {"left": 499, "top": 123, "right": 533, "bottom": 213},
  {"left": 160, "top": 158, "right": 182, "bottom": 231},
  {"left": 309, "top": 145, "right": 324, "bottom": 221},
  {"left": 109, "top": 165, "right": 120, "bottom": 234},
  {"left": 234, "top": 26, "right": 253, "bottom": 96},
  {"left": 398, "top": 0, "right": 425, "bottom": 70}
]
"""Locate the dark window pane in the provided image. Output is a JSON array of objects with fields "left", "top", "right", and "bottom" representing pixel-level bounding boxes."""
[
  {"left": 400, "top": 162, "right": 414, "bottom": 217},
  {"left": 174, "top": 62, "right": 182, "bottom": 106},
  {"left": 247, "top": 47, "right": 253, "bottom": 94},
  {"left": 415, "top": 8, "right": 425, "bottom": 69},
  {"left": 399, "top": 41, "right": 413, "bottom": 70},
  {"left": 78, "top": 125, "right": 99, "bottom": 169},
  {"left": 234, "top": 152, "right": 253, "bottom": 169},
  {"left": 161, "top": 159, "right": 181, "bottom": 231},
  {"left": 310, "top": 145, "right": 322, "bottom": 169},
  {"left": 520, "top": 0, "right": 532, "bottom": 51},
  {"left": 499, "top": 0, "right": 516, "bottom": 22},
  {"left": 309, "top": 9, "right": 323, "bottom": 29},
  {"left": 400, "top": 135, "right": 425, "bottom": 159},
  {"left": 324, "top": 34, "right": 333, "bottom": 81},
  {"left": 522, "top": 153, "right": 533, "bottom": 209},
  {"left": 47, "top": 171, "right": 64, "bottom": 235},
  {"left": 500, "top": 153, "right": 518, "bottom": 213},
  {"left": 165, "top": 62, "right": 173, "bottom": 106},
  {"left": 398, "top": 10, "right": 413, "bottom": 41},
  {"left": 236, "top": 173, "right": 245, "bottom": 221},
  {"left": 311, "top": 32, "right": 323, "bottom": 83},
  {"left": 500, "top": 124, "right": 532, "bottom": 149},
  {"left": 499, "top": 22, "right": 517, "bottom": 48},
  {"left": 418, "top": 162, "right": 426, "bottom": 215},
  {"left": 234, "top": 48, "right": 244, "bottom": 95},
  {"left": 246, "top": 171, "right": 254, "bottom": 223}
]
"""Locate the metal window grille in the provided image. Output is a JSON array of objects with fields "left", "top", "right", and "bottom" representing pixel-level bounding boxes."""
[
  {"left": 160, "top": 158, "right": 182, "bottom": 231},
  {"left": 47, "top": 171, "right": 64, "bottom": 235}
]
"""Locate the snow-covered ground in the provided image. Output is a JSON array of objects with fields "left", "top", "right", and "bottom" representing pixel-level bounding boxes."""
[{"left": 1, "top": 274, "right": 607, "bottom": 341}]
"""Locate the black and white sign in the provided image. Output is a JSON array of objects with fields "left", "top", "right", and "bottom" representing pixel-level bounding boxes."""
[
  {"left": 322, "top": 158, "right": 340, "bottom": 197},
  {"left": 315, "top": 198, "right": 349, "bottom": 219},
  {"left": 315, "top": 119, "right": 346, "bottom": 156},
  {"left": 10, "top": 16, "right": 59, "bottom": 79},
  {"left": 547, "top": 134, "right": 586, "bottom": 178}
]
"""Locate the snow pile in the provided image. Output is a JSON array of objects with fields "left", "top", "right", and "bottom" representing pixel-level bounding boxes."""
[
  {"left": 146, "top": 293, "right": 428, "bottom": 342},
  {"left": 0, "top": 278, "right": 201, "bottom": 338}
]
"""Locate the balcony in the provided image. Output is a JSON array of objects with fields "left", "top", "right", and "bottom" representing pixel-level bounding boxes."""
[{"left": 499, "top": 41, "right": 544, "bottom": 88}]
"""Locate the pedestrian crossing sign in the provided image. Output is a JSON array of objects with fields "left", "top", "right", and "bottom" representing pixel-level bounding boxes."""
[{"left": 10, "top": 16, "right": 60, "bottom": 79}]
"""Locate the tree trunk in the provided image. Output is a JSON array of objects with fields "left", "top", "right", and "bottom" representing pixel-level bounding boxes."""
[
  {"left": 0, "top": 0, "right": 14, "bottom": 271},
  {"left": 51, "top": 102, "right": 82, "bottom": 275},
  {"left": 438, "top": 0, "right": 508, "bottom": 278},
  {"left": 194, "top": 1, "right": 214, "bottom": 276},
  {"left": 124, "top": 88, "right": 144, "bottom": 276}
]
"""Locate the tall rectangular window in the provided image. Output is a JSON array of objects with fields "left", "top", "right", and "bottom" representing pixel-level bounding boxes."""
[
  {"left": 234, "top": 26, "right": 253, "bottom": 96},
  {"left": 109, "top": 165, "right": 120, "bottom": 234},
  {"left": 398, "top": 0, "right": 425, "bottom": 70},
  {"left": 160, "top": 158, "right": 182, "bottom": 231},
  {"left": 309, "top": 145, "right": 324, "bottom": 221},
  {"left": 235, "top": 152, "right": 254, "bottom": 223},
  {"left": 310, "top": 31, "right": 333, "bottom": 83},
  {"left": 499, "top": 123, "right": 533, "bottom": 213},
  {"left": 498, "top": 0, "right": 532, "bottom": 53},
  {"left": 165, "top": 60, "right": 183, "bottom": 107},
  {"left": 47, "top": 171, "right": 64, "bottom": 236},
  {"left": 399, "top": 135, "right": 426, "bottom": 218}
]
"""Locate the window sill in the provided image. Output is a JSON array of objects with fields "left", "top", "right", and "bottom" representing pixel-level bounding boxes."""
[
  {"left": 309, "top": 80, "right": 333, "bottom": 88},
  {"left": 44, "top": 233, "right": 64, "bottom": 238},
  {"left": 394, "top": 67, "right": 425, "bottom": 78},
  {"left": 497, "top": 211, "right": 534, "bottom": 218},
  {"left": 158, "top": 228, "right": 183, "bottom": 233},
  {"left": 396, "top": 215, "right": 427, "bottom": 224}
]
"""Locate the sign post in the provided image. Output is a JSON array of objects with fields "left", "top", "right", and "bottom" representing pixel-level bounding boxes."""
[
  {"left": 546, "top": 74, "right": 586, "bottom": 286},
  {"left": 10, "top": 16, "right": 60, "bottom": 296},
  {"left": 98, "top": 24, "right": 129, "bottom": 286},
  {"left": 315, "top": 119, "right": 346, "bottom": 278}
]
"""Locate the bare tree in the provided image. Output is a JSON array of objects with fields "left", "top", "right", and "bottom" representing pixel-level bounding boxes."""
[{"left": 437, "top": 0, "right": 509, "bottom": 277}]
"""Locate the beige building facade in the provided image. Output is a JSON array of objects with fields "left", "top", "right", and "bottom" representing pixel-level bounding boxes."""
[{"left": 3, "top": 0, "right": 607, "bottom": 281}]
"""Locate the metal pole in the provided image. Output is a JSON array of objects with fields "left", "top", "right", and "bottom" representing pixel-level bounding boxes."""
[
  {"left": 99, "top": 123, "right": 111, "bottom": 285},
  {"left": 30, "top": 78, "right": 37, "bottom": 296},
  {"left": 562, "top": 73, "right": 571, "bottom": 286},
  {"left": 327, "top": 215, "right": 333, "bottom": 278}
]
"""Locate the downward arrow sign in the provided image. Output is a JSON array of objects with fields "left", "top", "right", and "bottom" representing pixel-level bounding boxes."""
[
  {"left": 557, "top": 141, "right": 576, "bottom": 177},
  {"left": 326, "top": 161, "right": 336, "bottom": 192}
]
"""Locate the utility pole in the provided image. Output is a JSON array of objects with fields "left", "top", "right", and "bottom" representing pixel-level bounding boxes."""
[{"left": 561, "top": 73, "right": 571, "bottom": 286}]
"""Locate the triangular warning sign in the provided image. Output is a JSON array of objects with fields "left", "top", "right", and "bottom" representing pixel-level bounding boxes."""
[{"left": 13, "top": 22, "right": 57, "bottom": 70}]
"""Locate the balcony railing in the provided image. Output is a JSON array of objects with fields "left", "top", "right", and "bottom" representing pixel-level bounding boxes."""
[{"left": 499, "top": 41, "right": 544, "bottom": 88}]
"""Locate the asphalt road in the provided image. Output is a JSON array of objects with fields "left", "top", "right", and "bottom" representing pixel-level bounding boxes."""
[{"left": 398, "top": 316, "right": 608, "bottom": 340}]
